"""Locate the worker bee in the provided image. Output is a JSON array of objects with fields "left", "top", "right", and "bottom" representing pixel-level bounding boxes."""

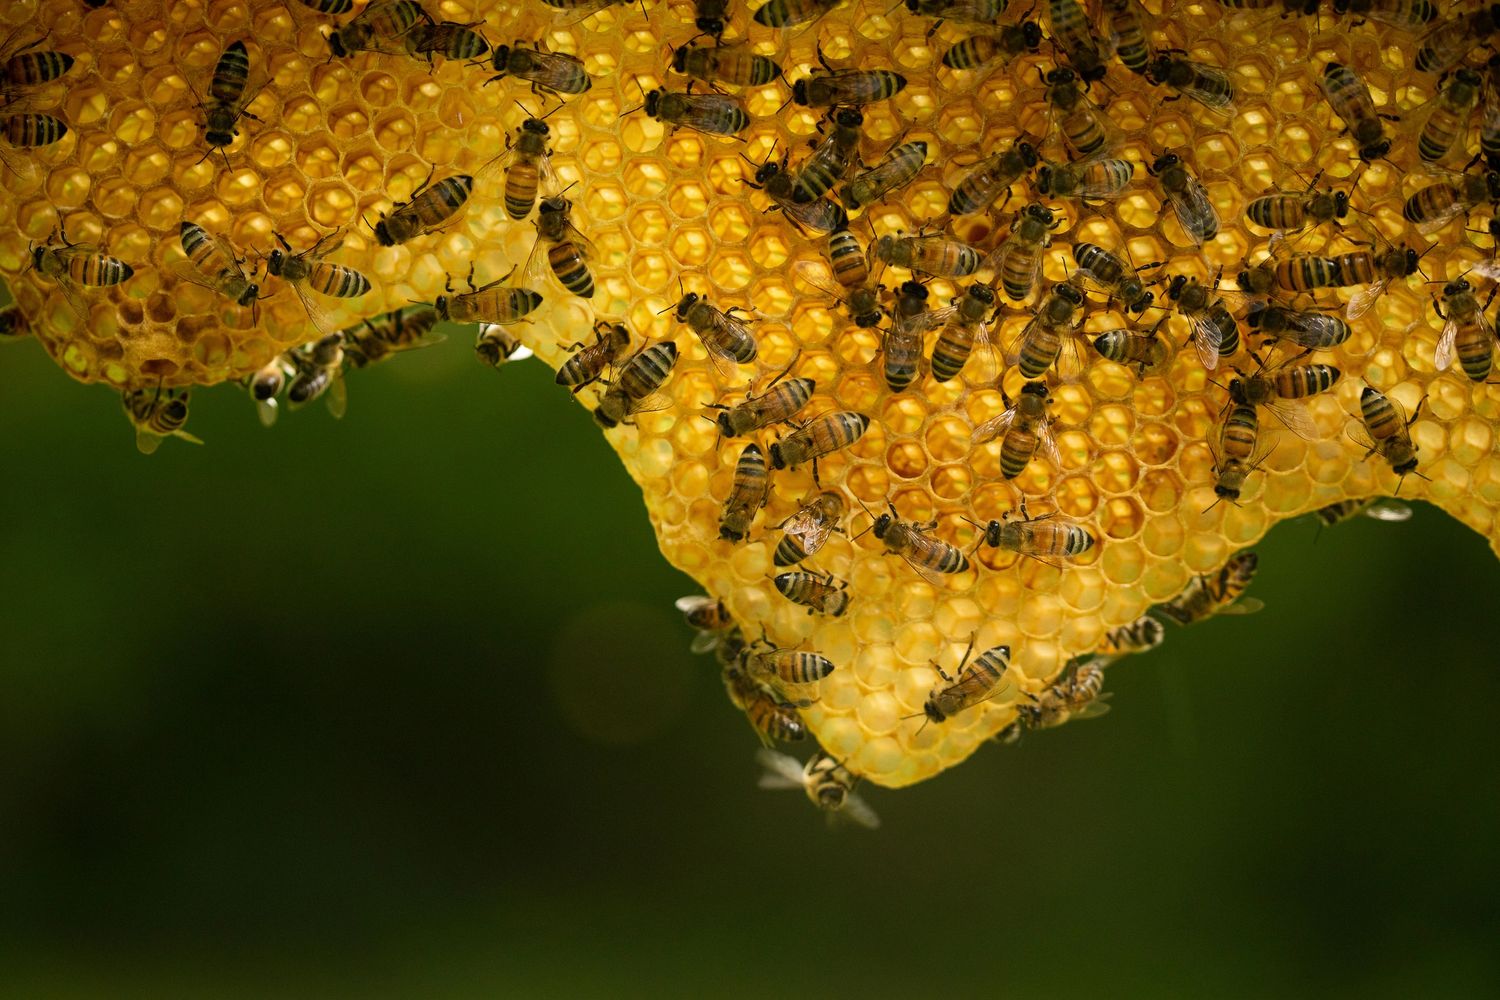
[
  {"left": 286, "top": 332, "right": 348, "bottom": 419},
  {"left": 723, "top": 664, "right": 807, "bottom": 744},
  {"left": 1093, "top": 615, "right": 1165, "bottom": 666},
  {"left": 488, "top": 43, "right": 591, "bottom": 95},
  {"left": 919, "top": 636, "right": 1011, "bottom": 724},
  {"left": 947, "top": 139, "right": 1039, "bottom": 216},
  {"left": 975, "top": 506, "right": 1097, "bottom": 563},
  {"left": 841, "top": 140, "right": 927, "bottom": 212},
  {"left": 1402, "top": 170, "right": 1500, "bottom": 235},
  {"left": 121, "top": 384, "right": 204, "bottom": 455},
  {"left": 0, "top": 303, "right": 28, "bottom": 342},
  {"left": 1271, "top": 237, "right": 1421, "bottom": 318},
  {"left": 1244, "top": 175, "right": 1350, "bottom": 234},
  {"left": 640, "top": 88, "right": 750, "bottom": 137},
  {"left": 1321, "top": 61, "right": 1394, "bottom": 162},
  {"left": 30, "top": 229, "right": 134, "bottom": 319},
  {"left": 744, "top": 149, "right": 850, "bottom": 234},
  {"left": 1415, "top": 6, "right": 1500, "bottom": 76},
  {"left": 1331, "top": 0, "right": 1436, "bottom": 30},
  {"left": 1352, "top": 386, "right": 1426, "bottom": 491},
  {"left": 672, "top": 288, "right": 759, "bottom": 374},
  {"left": 475, "top": 323, "right": 535, "bottom": 368},
  {"left": 930, "top": 282, "right": 997, "bottom": 383},
  {"left": 1008, "top": 659, "right": 1111, "bottom": 736},
  {"left": 1149, "top": 151, "right": 1219, "bottom": 245},
  {"left": 1154, "top": 551, "right": 1264, "bottom": 625},
  {"left": 1312, "top": 497, "right": 1413, "bottom": 527},
  {"left": 486, "top": 111, "right": 558, "bottom": 221},
  {"left": 670, "top": 42, "right": 781, "bottom": 88},
  {"left": 1165, "top": 273, "right": 1240, "bottom": 370},
  {"left": 691, "top": 0, "right": 731, "bottom": 40},
  {"left": 1035, "top": 155, "right": 1135, "bottom": 203},
  {"left": 174, "top": 221, "right": 260, "bottom": 315},
  {"left": 1245, "top": 301, "right": 1352, "bottom": 351},
  {"left": 1043, "top": 66, "right": 1114, "bottom": 158},
  {"left": 1013, "top": 280, "right": 1086, "bottom": 378},
  {"left": 435, "top": 264, "right": 544, "bottom": 325},
  {"left": 720, "top": 443, "right": 771, "bottom": 542},
  {"left": 773, "top": 569, "right": 851, "bottom": 616},
  {"left": 676, "top": 594, "right": 735, "bottom": 654},
  {"left": 0, "top": 30, "right": 75, "bottom": 106},
  {"left": 1208, "top": 401, "right": 1265, "bottom": 507},
  {"left": 1046, "top": 0, "right": 1107, "bottom": 83},
  {"left": 264, "top": 231, "right": 371, "bottom": 336},
  {"left": 1073, "top": 243, "right": 1160, "bottom": 316},
  {"left": 791, "top": 52, "right": 906, "bottom": 108},
  {"left": 773, "top": 490, "right": 846, "bottom": 566},
  {"left": 341, "top": 305, "right": 444, "bottom": 369},
  {"left": 1144, "top": 51, "right": 1236, "bottom": 115},
  {"left": 792, "top": 257, "right": 883, "bottom": 328},
  {"left": 1101, "top": 0, "right": 1151, "bottom": 75},
  {"left": 863, "top": 499, "right": 970, "bottom": 577},
  {"left": 0, "top": 112, "right": 68, "bottom": 179},
  {"left": 709, "top": 366, "right": 815, "bottom": 438},
  {"left": 756, "top": 750, "right": 880, "bottom": 830},
  {"left": 556, "top": 320, "right": 630, "bottom": 392},
  {"left": 242, "top": 355, "right": 292, "bottom": 428},
  {"left": 595, "top": 341, "right": 680, "bottom": 429},
  {"left": 769, "top": 411, "right": 871, "bottom": 471},
  {"left": 1433, "top": 277, "right": 1500, "bottom": 382},
  {"left": 526, "top": 194, "right": 596, "bottom": 299},
  {"left": 404, "top": 20, "right": 489, "bottom": 63},
  {"left": 752, "top": 0, "right": 841, "bottom": 28},
  {"left": 972, "top": 381, "right": 1059, "bottom": 479},
  {"left": 195, "top": 40, "right": 264, "bottom": 168},
  {"left": 885, "top": 280, "right": 944, "bottom": 392},
  {"left": 1414, "top": 66, "right": 1481, "bottom": 164},
  {"left": 941, "top": 20, "right": 1043, "bottom": 71},
  {"left": 989, "top": 203, "right": 1060, "bottom": 301},
  {"left": 789, "top": 110, "right": 863, "bottom": 204},
  {"left": 743, "top": 639, "right": 836, "bottom": 701},
  {"left": 1092, "top": 329, "right": 1172, "bottom": 377},
  {"left": 371, "top": 171, "right": 473, "bottom": 246},
  {"left": 327, "top": 0, "right": 432, "bottom": 58},
  {"left": 869, "top": 233, "right": 982, "bottom": 279}
]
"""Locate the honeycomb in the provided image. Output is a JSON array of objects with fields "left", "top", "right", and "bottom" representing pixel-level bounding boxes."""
[{"left": 6, "top": 0, "right": 1500, "bottom": 791}]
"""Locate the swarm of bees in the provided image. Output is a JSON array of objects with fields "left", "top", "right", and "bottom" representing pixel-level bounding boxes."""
[{"left": 2, "top": 0, "right": 1494, "bottom": 798}]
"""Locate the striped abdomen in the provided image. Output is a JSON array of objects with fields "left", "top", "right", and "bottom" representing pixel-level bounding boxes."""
[
  {"left": 209, "top": 40, "right": 251, "bottom": 105},
  {"left": 1, "top": 112, "right": 67, "bottom": 147},
  {"left": 2, "top": 49, "right": 74, "bottom": 87},
  {"left": 1271, "top": 363, "right": 1340, "bottom": 399},
  {"left": 1455, "top": 321, "right": 1495, "bottom": 381},
  {"left": 61, "top": 250, "right": 133, "bottom": 287},
  {"left": 719, "top": 443, "right": 769, "bottom": 542},
  {"left": 1219, "top": 402, "right": 1259, "bottom": 463},
  {"left": 745, "top": 694, "right": 806, "bottom": 743},
  {"left": 504, "top": 160, "right": 540, "bottom": 220},
  {"left": 1274, "top": 254, "right": 1344, "bottom": 291},
  {"left": 457, "top": 286, "right": 542, "bottom": 324},
  {"left": 1017, "top": 321, "right": 1062, "bottom": 379},
  {"left": 770, "top": 411, "right": 869, "bottom": 469},
  {"left": 826, "top": 229, "right": 869, "bottom": 287},
  {"left": 547, "top": 241, "right": 595, "bottom": 298},
  {"left": 767, "top": 651, "right": 835, "bottom": 685},
  {"left": 999, "top": 424, "right": 1039, "bottom": 479},
  {"left": 306, "top": 262, "right": 371, "bottom": 298},
  {"left": 931, "top": 319, "right": 979, "bottom": 382}
]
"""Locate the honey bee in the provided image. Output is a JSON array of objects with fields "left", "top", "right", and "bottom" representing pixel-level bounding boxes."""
[
  {"left": 641, "top": 88, "right": 750, "bottom": 137},
  {"left": 1009, "top": 659, "right": 1111, "bottom": 735},
  {"left": 1093, "top": 615, "right": 1165, "bottom": 667},
  {"left": 792, "top": 51, "right": 906, "bottom": 108},
  {"left": 975, "top": 506, "right": 1097, "bottom": 563},
  {"left": 1149, "top": 151, "right": 1219, "bottom": 245},
  {"left": 404, "top": 20, "right": 490, "bottom": 63},
  {"left": 1046, "top": 0, "right": 1107, "bottom": 83},
  {"left": 1271, "top": 236, "right": 1421, "bottom": 316},
  {"left": 672, "top": 288, "right": 759, "bottom": 374},
  {"left": 971, "top": 381, "right": 1059, "bottom": 479},
  {"left": 841, "top": 140, "right": 927, "bottom": 212},
  {"left": 342, "top": 305, "right": 444, "bottom": 369},
  {"left": 670, "top": 42, "right": 781, "bottom": 88},
  {"left": 930, "top": 281, "right": 997, "bottom": 383},
  {"left": 1092, "top": 329, "right": 1172, "bottom": 377},
  {"left": 1101, "top": 0, "right": 1151, "bottom": 76},
  {"left": 1414, "top": 66, "right": 1481, "bottom": 164},
  {"left": 752, "top": 0, "right": 841, "bottom": 28},
  {"left": 1229, "top": 361, "right": 1341, "bottom": 439},
  {"left": 920, "top": 636, "right": 1011, "bottom": 724},
  {"left": 790, "top": 110, "right": 863, "bottom": 204},
  {"left": 676, "top": 594, "right": 735, "bottom": 654},
  {"left": 940, "top": 20, "right": 1043, "bottom": 71},
  {"left": 708, "top": 367, "right": 815, "bottom": 438},
  {"left": 1245, "top": 301, "right": 1352, "bottom": 351},
  {"left": 595, "top": 341, "right": 679, "bottom": 429},
  {"left": 287, "top": 332, "right": 349, "bottom": 419},
  {"left": 1432, "top": 277, "right": 1500, "bottom": 382},
  {"left": 1013, "top": 280, "right": 1085, "bottom": 378},
  {"left": 0, "top": 112, "right": 68, "bottom": 178},
  {"left": 121, "top": 384, "right": 204, "bottom": 455},
  {"left": 885, "top": 280, "right": 944, "bottom": 392},
  {"left": 1153, "top": 551, "right": 1264, "bottom": 625},
  {"left": 720, "top": 443, "right": 771, "bottom": 542},
  {"left": 1352, "top": 386, "right": 1426, "bottom": 492},
  {"left": 175, "top": 221, "right": 260, "bottom": 315},
  {"left": 1244, "top": 175, "right": 1350, "bottom": 234},
  {"left": 864, "top": 500, "right": 971, "bottom": 577},
  {"left": 1165, "top": 273, "right": 1240, "bottom": 370},
  {"left": 1402, "top": 169, "right": 1500, "bottom": 235},
  {"left": 264, "top": 231, "right": 371, "bottom": 336},
  {"left": 488, "top": 43, "right": 591, "bottom": 95},
  {"left": 756, "top": 750, "right": 880, "bottom": 830},
  {"left": 692, "top": 0, "right": 731, "bottom": 40},
  {"left": 723, "top": 664, "right": 807, "bottom": 745},
  {"left": 743, "top": 639, "right": 837, "bottom": 703},
  {"left": 1414, "top": 6, "right": 1500, "bottom": 76},
  {"left": 526, "top": 194, "right": 596, "bottom": 299},
  {"left": 1043, "top": 66, "right": 1114, "bottom": 157},
  {"left": 1144, "top": 51, "right": 1236, "bottom": 115},
  {"left": 1312, "top": 497, "right": 1413, "bottom": 527},
  {"left": 990, "top": 203, "right": 1060, "bottom": 301},
  {"left": 435, "top": 264, "right": 544, "bottom": 325},
  {"left": 1072, "top": 243, "right": 1159, "bottom": 315},
  {"left": 869, "top": 233, "right": 982, "bottom": 279},
  {"left": 555, "top": 320, "right": 630, "bottom": 392},
  {"left": 1208, "top": 401, "right": 1265, "bottom": 507},
  {"left": 328, "top": 0, "right": 432, "bottom": 59},
  {"left": 487, "top": 111, "right": 558, "bottom": 221},
  {"left": 242, "top": 355, "right": 292, "bottom": 428},
  {"left": 0, "top": 303, "right": 28, "bottom": 342},
  {"left": 1331, "top": 0, "right": 1436, "bottom": 30},
  {"left": 371, "top": 171, "right": 473, "bottom": 246},
  {"left": 30, "top": 229, "right": 134, "bottom": 319},
  {"left": 745, "top": 149, "right": 850, "bottom": 234},
  {"left": 196, "top": 40, "right": 263, "bottom": 167},
  {"left": 475, "top": 323, "right": 535, "bottom": 368},
  {"left": 773, "top": 492, "right": 846, "bottom": 569},
  {"left": 0, "top": 30, "right": 75, "bottom": 105},
  {"left": 769, "top": 411, "right": 870, "bottom": 472},
  {"left": 1035, "top": 155, "right": 1135, "bottom": 203},
  {"left": 1321, "top": 61, "right": 1394, "bottom": 163},
  {"left": 947, "top": 139, "right": 1039, "bottom": 216},
  {"left": 793, "top": 256, "right": 883, "bottom": 328}
]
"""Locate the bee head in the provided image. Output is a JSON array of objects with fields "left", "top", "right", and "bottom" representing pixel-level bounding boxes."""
[
  {"left": 491, "top": 45, "right": 510, "bottom": 71},
  {"left": 695, "top": 16, "right": 724, "bottom": 36},
  {"left": 372, "top": 219, "right": 394, "bottom": 246},
  {"left": 833, "top": 107, "right": 863, "bottom": 129},
  {"left": 1056, "top": 281, "right": 1083, "bottom": 304},
  {"left": 1017, "top": 140, "right": 1038, "bottom": 166},
  {"left": 1044, "top": 66, "right": 1075, "bottom": 87},
  {"left": 1035, "top": 165, "right": 1054, "bottom": 194},
  {"left": 674, "top": 291, "right": 699, "bottom": 320},
  {"left": 521, "top": 117, "right": 549, "bottom": 136},
  {"left": 1485, "top": 171, "right": 1500, "bottom": 201},
  {"left": 433, "top": 295, "right": 449, "bottom": 321},
  {"left": 1333, "top": 190, "right": 1350, "bottom": 218},
  {"left": 265, "top": 249, "right": 285, "bottom": 276},
  {"left": 1400, "top": 246, "right": 1420, "bottom": 276},
  {"left": 670, "top": 45, "right": 688, "bottom": 74},
  {"left": 1445, "top": 278, "right": 1470, "bottom": 297},
  {"left": 237, "top": 283, "right": 260, "bottom": 307},
  {"left": 1150, "top": 151, "right": 1179, "bottom": 174},
  {"left": 713, "top": 410, "right": 736, "bottom": 437},
  {"left": 1227, "top": 378, "right": 1249, "bottom": 404},
  {"left": 1019, "top": 20, "right": 1042, "bottom": 51},
  {"left": 327, "top": 30, "right": 348, "bottom": 60},
  {"left": 1166, "top": 273, "right": 1187, "bottom": 299},
  {"left": 643, "top": 89, "right": 662, "bottom": 117},
  {"left": 1359, "top": 138, "right": 1392, "bottom": 161},
  {"left": 1020, "top": 381, "right": 1049, "bottom": 401},
  {"left": 791, "top": 78, "right": 809, "bottom": 106}
]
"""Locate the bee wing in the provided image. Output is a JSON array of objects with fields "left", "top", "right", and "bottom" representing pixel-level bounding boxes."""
[
  {"left": 1189, "top": 314, "right": 1222, "bottom": 371},
  {"left": 325, "top": 375, "right": 348, "bottom": 420},
  {"left": 678, "top": 93, "right": 746, "bottom": 134},
  {"left": 1434, "top": 317, "right": 1458, "bottom": 371},
  {"left": 288, "top": 280, "right": 339, "bottom": 339},
  {"left": 839, "top": 791, "right": 881, "bottom": 830},
  {"left": 564, "top": 219, "right": 597, "bottom": 262},
  {"left": 689, "top": 630, "right": 723, "bottom": 654},
  {"left": 792, "top": 259, "right": 847, "bottom": 301},
  {"left": 1263, "top": 398, "right": 1319, "bottom": 441},
  {"left": 755, "top": 748, "right": 807, "bottom": 789},
  {"left": 1415, "top": 205, "right": 1466, "bottom": 236},
  {"left": 1037, "top": 416, "right": 1062, "bottom": 467},
  {"left": 1345, "top": 278, "right": 1389, "bottom": 321},
  {"left": 522, "top": 230, "right": 553, "bottom": 290},
  {"left": 1364, "top": 498, "right": 1414, "bottom": 522},
  {"left": 1071, "top": 695, "right": 1113, "bottom": 721},
  {"left": 1219, "top": 596, "right": 1265, "bottom": 616},
  {"left": 971, "top": 404, "right": 1017, "bottom": 445},
  {"left": 134, "top": 427, "right": 162, "bottom": 455},
  {"left": 1469, "top": 259, "right": 1500, "bottom": 282},
  {"left": 255, "top": 397, "right": 279, "bottom": 428},
  {"left": 702, "top": 311, "right": 758, "bottom": 377}
]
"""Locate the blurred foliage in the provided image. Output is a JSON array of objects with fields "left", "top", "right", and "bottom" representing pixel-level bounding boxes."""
[{"left": 2, "top": 327, "right": 1499, "bottom": 998}]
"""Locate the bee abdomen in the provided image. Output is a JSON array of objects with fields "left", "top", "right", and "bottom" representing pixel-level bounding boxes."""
[{"left": 1, "top": 112, "right": 68, "bottom": 147}]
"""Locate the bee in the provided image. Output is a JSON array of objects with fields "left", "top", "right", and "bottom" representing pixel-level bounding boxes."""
[
  {"left": 1072, "top": 243, "right": 1160, "bottom": 315},
  {"left": 328, "top": 0, "right": 432, "bottom": 59},
  {"left": 1154, "top": 551, "right": 1264, "bottom": 625},
  {"left": 720, "top": 443, "right": 771, "bottom": 542},
  {"left": 1402, "top": 170, "right": 1500, "bottom": 236},
  {"left": 286, "top": 332, "right": 348, "bottom": 419},
  {"left": 1092, "top": 329, "right": 1172, "bottom": 377},
  {"left": 0, "top": 303, "right": 28, "bottom": 342},
  {"left": 941, "top": 21, "right": 1043, "bottom": 71},
  {"left": 1414, "top": 67, "right": 1481, "bottom": 163},
  {"left": 0, "top": 30, "right": 75, "bottom": 104},
  {"left": 404, "top": 20, "right": 490, "bottom": 63},
  {"left": 475, "top": 323, "right": 535, "bottom": 368},
  {"left": 526, "top": 194, "right": 596, "bottom": 298},
  {"left": 435, "top": 264, "right": 544, "bottom": 325},
  {"left": 920, "top": 636, "right": 1011, "bottom": 724},
  {"left": 825, "top": 224, "right": 876, "bottom": 292},
  {"left": 752, "top": 0, "right": 841, "bottom": 28},
  {"left": 121, "top": 384, "right": 204, "bottom": 455},
  {"left": 265, "top": 231, "right": 371, "bottom": 336},
  {"left": 744, "top": 150, "right": 849, "bottom": 234},
  {"left": 989, "top": 203, "right": 1059, "bottom": 302},
  {"left": 869, "top": 233, "right": 981, "bottom": 279},
  {"left": 865, "top": 500, "right": 970, "bottom": 577},
  {"left": 175, "top": 221, "right": 260, "bottom": 314},
  {"left": 30, "top": 229, "right": 134, "bottom": 318},
  {"left": 1352, "top": 386, "right": 1425, "bottom": 491},
  {"left": 905, "top": 0, "right": 1010, "bottom": 24},
  {"left": 1312, "top": 497, "right": 1413, "bottom": 527},
  {"left": 1244, "top": 176, "right": 1350, "bottom": 234},
  {"left": 972, "top": 380, "right": 1060, "bottom": 477},
  {"left": 1283, "top": 239, "right": 1421, "bottom": 320},
  {"left": 1144, "top": 51, "right": 1236, "bottom": 115},
  {"left": 1101, "top": 0, "right": 1151, "bottom": 76},
  {"left": 743, "top": 639, "right": 836, "bottom": 702},
  {"left": 594, "top": 341, "right": 680, "bottom": 429},
  {"left": 0, "top": 111, "right": 69, "bottom": 179},
  {"left": 1165, "top": 273, "right": 1240, "bottom": 370},
  {"left": 641, "top": 88, "right": 750, "bottom": 137},
  {"left": 1013, "top": 280, "right": 1086, "bottom": 378},
  {"left": 488, "top": 43, "right": 591, "bottom": 95},
  {"left": 670, "top": 43, "right": 781, "bottom": 88},
  {"left": 1245, "top": 301, "right": 1352, "bottom": 351},
  {"left": 947, "top": 139, "right": 1038, "bottom": 216},
  {"left": 1093, "top": 615, "right": 1165, "bottom": 666},
  {"left": 1236, "top": 246, "right": 1281, "bottom": 298},
  {"left": 1433, "top": 277, "right": 1500, "bottom": 382},
  {"left": 672, "top": 288, "right": 759, "bottom": 374},
  {"left": 1042, "top": 66, "right": 1113, "bottom": 158},
  {"left": 676, "top": 594, "right": 735, "bottom": 654},
  {"left": 692, "top": 0, "right": 731, "bottom": 41},
  {"left": 1046, "top": 0, "right": 1107, "bottom": 83},
  {"left": 790, "top": 110, "right": 863, "bottom": 204},
  {"left": 756, "top": 750, "right": 880, "bottom": 830},
  {"left": 196, "top": 40, "right": 263, "bottom": 167},
  {"left": 791, "top": 51, "right": 906, "bottom": 108},
  {"left": 1010, "top": 659, "right": 1111, "bottom": 735},
  {"left": 769, "top": 411, "right": 871, "bottom": 471},
  {"left": 1321, "top": 62, "right": 1394, "bottom": 162},
  {"left": 885, "top": 280, "right": 943, "bottom": 392},
  {"left": 723, "top": 664, "right": 807, "bottom": 744},
  {"left": 773, "top": 490, "right": 846, "bottom": 566},
  {"left": 931, "top": 282, "right": 997, "bottom": 383},
  {"left": 1148, "top": 152, "right": 1219, "bottom": 245},
  {"left": 1035, "top": 155, "right": 1135, "bottom": 203},
  {"left": 976, "top": 506, "right": 1097, "bottom": 563},
  {"left": 555, "top": 320, "right": 630, "bottom": 392},
  {"left": 841, "top": 140, "right": 927, "bottom": 212},
  {"left": 1209, "top": 401, "right": 1265, "bottom": 506},
  {"left": 371, "top": 171, "right": 473, "bottom": 246},
  {"left": 1415, "top": 7, "right": 1500, "bottom": 76},
  {"left": 710, "top": 371, "right": 815, "bottom": 440},
  {"left": 342, "top": 305, "right": 444, "bottom": 369},
  {"left": 242, "top": 355, "right": 292, "bottom": 428},
  {"left": 1331, "top": 0, "right": 1436, "bottom": 30},
  {"left": 792, "top": 255, "right": 883, "bottom": 328},
  {"left": 486, "top": 111, "right": 558, "bottom": 221}
]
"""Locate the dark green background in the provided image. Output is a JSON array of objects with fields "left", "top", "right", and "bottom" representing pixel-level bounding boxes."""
[{"left": 2, "top": 325, "right": 1497, "bottom": 998}]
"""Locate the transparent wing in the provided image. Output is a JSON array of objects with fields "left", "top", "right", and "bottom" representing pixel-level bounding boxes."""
[
  {"left": 971, "top": 403, "right": 1018, "bottom": 445},
  {"left": 563, "top": 219, "right": 597, "bottom": 262},
  {"left": 839, "top": 792, "right": 881, "bottom": 830},
  {"left": 675, "top": 595, "right": 713, "bottom": 616},
  {"left": 288, "top": 280, "right": 339, "bottom": 339},
  {"left": 1071, "top": 696, "right": 1113, "bottom": 721},
  {"left": 1189, "top": 314, "right": 1222, "bottom": 371},
  {"left": 1219, "top": 596, "right": 1265, "bottom": 616},
  {"left": 1345, "top": 278, "right": 1390, "bottom": 321},
  {"left": 1036, "top": 416, "right": 1062, "bottom": 467},
  {"left": 134, "top": 427, "right": 162, "bottom": 455},
  {"left": 1415, "top": 202, "right": 1466, "bottom": 236},
  {"left": 1468, "top": 259, "right": 1500, "bottom": 282},
  {"left": 755, "top": 748, "right": 806, "bottom": 789},
  {"left": 325, "top": 376, "right": 348, "bottom": 420},
  {"left": 1262, "top": 397, "right": 1318, "bottom": 441},
  {"left": 792, "top": 259, "right": 847, "bottom": 302},
  {"left": 1364, "top": 498, "right": 1413, "bottom": 522},
  {"left": 1433, "top": 318, "right": 1458, "bottom": 371},
  {"left": 690, "top": 630, "right": 722, "bottom": 654},
  {"left": 256, "top": 398, "right": 279, "bottom": 428},
  {"left": 699, "top": 312, "right": 758, "bottom": 377}
]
